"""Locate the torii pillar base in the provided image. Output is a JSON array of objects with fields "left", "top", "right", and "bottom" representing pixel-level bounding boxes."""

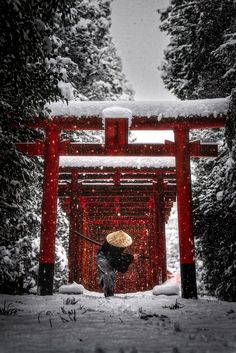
[{"left": 38, "top": 264, "right": 54, "bottom": 296}]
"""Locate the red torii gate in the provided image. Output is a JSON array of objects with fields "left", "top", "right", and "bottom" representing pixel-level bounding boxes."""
[
  {"left": 58, "top": 168, "right": 176, "bottom": 289},
  {"left": 15, "top": 100, "right": 226, "bottom": 298}
]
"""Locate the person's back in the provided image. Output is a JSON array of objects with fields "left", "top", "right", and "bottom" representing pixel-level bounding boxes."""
[{"left": 96, "top": 230, "right": 134, "bottom": 297}]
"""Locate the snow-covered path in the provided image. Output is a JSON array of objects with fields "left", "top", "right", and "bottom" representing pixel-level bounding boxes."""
[{"left": 0, "top": 292, "right": 236, "bottom": 353}]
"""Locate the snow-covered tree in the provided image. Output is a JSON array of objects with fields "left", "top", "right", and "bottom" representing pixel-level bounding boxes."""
[
  {"left": 0, "top": 0, "right": 74, "bottom": 294},
  {"left": 159, "top": 0, "right": 236, "bottom": 99},
  {"left": 0, "top": 0, "right": 134, "bottom": 293},
  {"left": 159, "top": 0, "right": 236, "bottom": 300},
  {"left": 51, "top": 0, "right": 134, "bottom": 101}
]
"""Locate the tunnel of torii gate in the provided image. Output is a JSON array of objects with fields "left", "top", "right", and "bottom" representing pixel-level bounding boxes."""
[
  {"left": 15, "top": 100, "right": 227, "bottom": 298},
  {"left": 58, "top": 167, "right": 177, "bottom": 292}
]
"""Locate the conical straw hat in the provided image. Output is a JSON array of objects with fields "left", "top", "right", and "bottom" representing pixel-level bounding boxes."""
[{"left": 106, "top": 230, "right": 132, "bottom": 248}]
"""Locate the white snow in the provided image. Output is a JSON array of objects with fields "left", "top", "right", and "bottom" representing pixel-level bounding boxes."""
[
  {"left": 153, "top": 281, "right": 180, "bottom": 296},
  {"left": 166, "top": 204, "right": 179, "bottom": 273},
  {"left": 59, "top": 156, "right": 175, "bottom": 168},
  {"left": 58, "top": 282, "right": 84, "bottom": 294},
  {"left": 102, "top": 106, "right": 133, "bottom": 125},
  {"left": 1, "top": 292, "right": 236, "bottom": 353},
  {"left": 47, "top": 97, "right": 230, "bottom": 119},
  {"left": 102, "top": 106, "right": 132, "bottom": 119},
  {"left": 58, "top": 81, "right": 75, "bottom": 101},
  {"left": 216, "top": 190, "right": 224, "bottom": 201}
]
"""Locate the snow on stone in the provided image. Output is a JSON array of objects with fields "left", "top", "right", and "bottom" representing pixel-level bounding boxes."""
[
  {"left": 153, "top": 280, "right": 180, "bottom": 296},
  {"left": 59, "top": 156, "right": 175, "bottom": 168},
  {"left": 58, "top": 282, "right": 84, "bottom": 294},
  {"left": 47, "top": 97, "right": 230, "bottom": 119}
]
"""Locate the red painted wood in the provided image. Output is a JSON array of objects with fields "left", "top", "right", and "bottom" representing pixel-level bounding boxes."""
[
  {"left": 131, "top": 115, "right": 226, "bottom": 130},
  {"left": 17, "top": 142, "right": 175, "bottom": 156},
  {"left": 105, "top": 118, "right": 128, "bottom": 153},
  {"left": 68, "top": 170, "right": 79, "bottom": 283},
  {"left": 88, "top": 219, "right": 148, "bottom": 225},
  {"left": 153, "top": 178, "right": 167, "bottom": 283},
  {"left": 60, "top": 167, "right": 176, "bottom": 174},
  {"left": 15, "top": 140, "right": 218, "bottom": 157},
  {"left": 150, "top": 196, "right": 159, "bottom": 284},
  {"left": 25, "top": 115, "right": 226, "bottom": 131},
  {"left": 16, "top": 140, "right": 44, "bottom": 155},
  {"left": 174, "top": 128, "right": 195, "bottom": 264},
  {"left": 39, "top": 125, "right": 60, "bottom": 264}
]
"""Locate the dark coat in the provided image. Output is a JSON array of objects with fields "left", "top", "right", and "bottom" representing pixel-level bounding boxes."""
[{"left": 97, "top": 241, "right": 133, "bottom": 273}]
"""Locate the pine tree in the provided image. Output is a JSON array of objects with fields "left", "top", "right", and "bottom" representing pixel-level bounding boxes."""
[
  {"left": 0, "top": 0, "right": 74, "bottom": 293},
  {"left": 159, "top": 0, "right": 236, "bottom": 300},
  {"left": 51, "top": 0, "right": 134, "bottom": 101},
  {"left": 0, "top": 0, "right": 133, "bottom": 293},
  {"left": 159, "top": 0, "right": 235, "bottom": 99}
]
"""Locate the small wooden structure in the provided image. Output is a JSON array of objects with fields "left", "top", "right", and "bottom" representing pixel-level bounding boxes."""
[{"left": 15, "top": 99, "right": 227, "bottom": 298}]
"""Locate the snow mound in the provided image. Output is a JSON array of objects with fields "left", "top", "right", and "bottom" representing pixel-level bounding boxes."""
[
  {"left": 29, "top": 286, "right": 37, "bottom": 294},
  {"left": 153, "top": 281, "right": 180, "bottom": 296},
  {"left": 102, "top": 106, "right": 132, "bottom": 119},
  {"left": 58, "top": 282, "right": 84, "bottom": 294}
]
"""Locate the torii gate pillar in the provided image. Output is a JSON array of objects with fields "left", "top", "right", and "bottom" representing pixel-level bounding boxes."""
[
  {"left": 175, "top": 128, "right": 197, "bottom": 299},
  {"left": 38, "top": 125, "right": 60, "bottom": 295},
  {"left": 68, "top": 171, "right": 79, "bottom": 283}
]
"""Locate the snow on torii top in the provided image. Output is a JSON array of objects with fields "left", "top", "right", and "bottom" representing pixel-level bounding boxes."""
[
  {"left": 47, "top": 97, "right": 230, "bottom": 120},
  {"left": 50, "top": 98, "right": 229, "bottom": 169}
]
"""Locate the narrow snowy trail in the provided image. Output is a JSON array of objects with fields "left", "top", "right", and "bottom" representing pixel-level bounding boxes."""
[{"left": 0, "top": 292, "right": 236, "bottom": 353}]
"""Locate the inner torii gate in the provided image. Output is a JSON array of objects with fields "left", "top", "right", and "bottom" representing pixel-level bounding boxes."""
[
  {"left": 15, "top": 100, "right": 227, "bottom": 298},
  {"left": 58, "top": 167, "right": 177, "bottom": 291}
]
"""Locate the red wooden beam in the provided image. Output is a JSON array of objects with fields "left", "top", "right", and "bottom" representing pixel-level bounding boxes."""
[
  {"left": 59, "top": 173, "right": 176, "bottom": 181},
  {"left": 24, "top": 114, "right": 226, "bottom": 131},
  {"left": 88, "top": 219, "right": 149, "bottom": 225},
  {"left": 131, "top": 115, "right": 226, "bottom": 130},
  {"left": 60, "top": 198, "right": 153, "bottom": 208},
  {"left": 26, "top": 116, "right": 103, "bottom": 130},
  {"left": 16, "top": 140, "right": 218, "bottom": 157},
  {"left": 84, "top": 202, "right": 151, "bottom": 207},
  {"left": 79, "top": 196, "right": 152, "bottom": 202},
  {"left": 16, "top": 141, "right": 176, "bottom": 156},
  {"left": 58, "top": 183, "right": 176, "bottom": 194},
  {"left": 16, "top": 140, "right": 45, "bottom": 156},
  {"left": 85, "top": 203, "right": 153, "bottom": 209},
  {"left": 60, "top": 167, "right": 176, "bottom": 174}
]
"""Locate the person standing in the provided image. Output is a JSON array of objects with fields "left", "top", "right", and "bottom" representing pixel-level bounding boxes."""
[{"left": 96, "top": 230, "right": 138, "bottom": 297}]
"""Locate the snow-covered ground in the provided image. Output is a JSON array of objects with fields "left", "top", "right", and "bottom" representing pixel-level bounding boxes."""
[{"left": 0, "top": 291, "right": 236, "bottom": 353}]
